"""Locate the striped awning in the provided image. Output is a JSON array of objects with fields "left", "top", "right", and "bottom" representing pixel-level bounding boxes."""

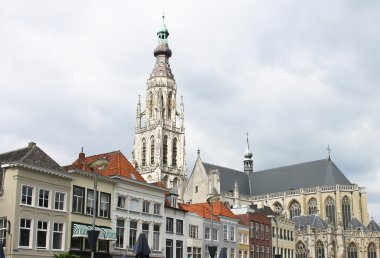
[
  {"left": 102, "top": 227, "right": 117, "bottom": 241},
  {"left": 72, "top": 224, "right": 90, "bottom": 238},
  {"left": 72, "top": 224, "right": 116, "bottom": 241}
]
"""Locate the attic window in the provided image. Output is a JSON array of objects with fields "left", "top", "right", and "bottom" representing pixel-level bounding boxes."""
[{"left": 195, "top": 186, "right": 198, "bottom": 193}]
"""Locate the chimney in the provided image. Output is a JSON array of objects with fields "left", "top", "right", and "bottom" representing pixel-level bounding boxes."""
[
  {"left": 28, "top": 142, "right": 36, "bottom": 148},
  {"left": 78, "top": 147, "right": 85, "bottom": 168}
]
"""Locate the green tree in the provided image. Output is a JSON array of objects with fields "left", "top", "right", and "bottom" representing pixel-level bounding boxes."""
[{"left": 54, "top": 252, "right": 80, "bottom": 258}]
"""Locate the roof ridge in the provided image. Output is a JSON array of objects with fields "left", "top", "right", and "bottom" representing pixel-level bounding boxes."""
[
  {"left": 0, "top": 146, "right": 29, "bottom": 157},
  {"left": 203, "top": 162, "right": 243, "bottom": 173},
  {"left": 19, "top": 146, "right": 37, "bottom": 163},
  {"left": 254, "top": 158, "right": 329, "bottom": 174},
  {"left": 84, "top": 150, "right": 121, "bottom": 159}
]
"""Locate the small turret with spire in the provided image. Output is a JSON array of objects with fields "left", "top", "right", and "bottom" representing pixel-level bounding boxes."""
[{"left": 243, "top": 132, "right": 253, "bottom": 175}]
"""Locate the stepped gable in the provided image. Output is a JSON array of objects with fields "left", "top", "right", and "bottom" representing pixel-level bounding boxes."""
[
  {"left": 69, "top": 150, "right": 145, "bottom": 182},
  {"left": 250, "top": 159, "right": 351, "bottom": 195},
  {"left": 0, "top": 142, "right": 66, "bottom": 174},
  {"left": 179, "top": 201, "right": 238, "bottom": 221},
  {"left": 203, "top": 162, "right": 251, "bottom": 195}
]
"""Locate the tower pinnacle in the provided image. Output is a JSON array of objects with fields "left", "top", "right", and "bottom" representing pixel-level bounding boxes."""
[{"left": 243, "top": 132, "right": 253, "bottom": 175}]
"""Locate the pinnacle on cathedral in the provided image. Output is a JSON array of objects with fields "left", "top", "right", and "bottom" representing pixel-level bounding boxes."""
[{"left": 132, "top": 17, "right": 187, "bottom": 198}]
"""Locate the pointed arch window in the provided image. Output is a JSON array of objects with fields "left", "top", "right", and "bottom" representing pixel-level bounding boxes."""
[
  {"left": 308, "top": 198, "right": 318, "bottom": 215},
  {"left": 273, "top": 202, "right": 283, "bottom": 215},
  {"left": 167, "top": 92, "right": 172, "bottom": 119},
  {"left": 325, "top": 197, "right": 336, "bottom": 227},
  {"left": 295, "top": 241, "right": 307, "bottom": 258},
  {"left": 348, "top": 243, "right": 357, "bottom": 258},
  {"left": 368, "top": 243, "right": 376, "bottom": 258},
  {"left": 289, "top": 200, "right": 301, "bottom": 218},
  {"left": 172, "top": 138, "right": 177, "bottom": 167},
  {"left": 142, "top": 139, "right": 146, "bottom": 167},
  {"left": 316, "top": 241, "right": 325, "bottom": 258},
  {"left": 150, "top": 136, "right": 155, "bottom": 165},
  {"left": 149, "top": 93, "right": 154, "bottom": 118},
  {"left": 163, "top": 136, "right": 168, "bottom": 166},
  {"left": 342, "top": 196, "right": 351, "bottom": 230}
]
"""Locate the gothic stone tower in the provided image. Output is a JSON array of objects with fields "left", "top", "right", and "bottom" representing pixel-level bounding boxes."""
[{"left": 132, "top": 17, "right": 186, "bottom": 196}]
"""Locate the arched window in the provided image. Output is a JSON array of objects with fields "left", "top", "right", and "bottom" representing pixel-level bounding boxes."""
[
  {"left": 163, "top": 135, "right": 168, "bottom": 166},
  {"left": 172, "top": 138, "right": 177, "bottom": 167},
  {"left": 315, "top": 241, "right": 325, "bottom": 258},
  {"left": 149, "top": 92, "right": 154, "bottom": 118},
  {"left": 368, "top": 243, "right": 376, "bottom": 258},
  {"left": 163, "top": 175, "right": 169, "bottom": 188},
  {"left": 141, "top": 139, "right": 146, "bottom": 167},
  {"left": 160, "top": 94, "right": 164, "bottom": 119},
  {"left": 167, "top": 92, "right": 172, "bottom": 119},
  {"left": 295, "top": 241, "right": 307, "bottom": 258},
  {"left": 325, "top": 197, "right": 336, "bottom": 227},
  {"left": 173, "top": 177, "right": 178, "bottom": 188},
  {"left": 150, "top": 136, "right": 155, "bottom": 165},
  {"left": 342, "top": 196, "right": 351, "bottom": 230},
  {"left": 273, "top": 202, "right": 283, "bottom": 214},
  {"left": 308, "top": 198, "right": 318, "bottom": 215},
  {"left": 289, "top": 200, "right": 301, "bottom": 218},
  {"left": 348, "top": 243, "right": 357, "bottom": 258}
]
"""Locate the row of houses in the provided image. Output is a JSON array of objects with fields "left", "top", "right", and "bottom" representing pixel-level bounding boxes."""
[{"left": 0, "top": 142, "right": 295, "bottom": 258}]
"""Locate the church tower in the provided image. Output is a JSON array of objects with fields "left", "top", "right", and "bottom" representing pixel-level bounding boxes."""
[{"left": 132, "top": 16, "right": 186, "bottom": 196}]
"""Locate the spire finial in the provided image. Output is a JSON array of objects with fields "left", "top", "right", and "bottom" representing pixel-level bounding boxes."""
[
  {"left": 246, "top": 131, "right": 250, "bottom": 149},
  {"left": 197, "top": 149, "right": 200, "bottom": 157},
  {"left": 81, "top": 147, "right": 84, "bottom": 153},
  {"left": 327, "top": 145, "right": 331, "bottom": 160},
  {"left": 162, "top": 11, "right": 165, "bottom": 24}
]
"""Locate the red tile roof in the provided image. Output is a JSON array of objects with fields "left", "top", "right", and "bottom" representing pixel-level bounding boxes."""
[
  {"left": 68, "top": 151, "right": 145, "bottom": 182},
  {"left": 179, "top": 201, "right": 238, "bottom": 221}
]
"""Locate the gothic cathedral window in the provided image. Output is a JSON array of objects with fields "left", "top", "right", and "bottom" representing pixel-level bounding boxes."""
[
  {"left": 142, "top": 139, "right": 146, "bottom": 167},
  {"left": 308, "top": 198, "right": 318, "bottom": 215},
  {"left": 295, "top": 241, "right": 307, "bottom": 258},
  {"left": 167, "top": 92, "right": 172, "bottom": 119},
  {"left": 368, "top": 243, "right": 376, "bottom": 258},
  {"left": 172, "top": 138, "right": 177, "bottom": 167},
  {"left": 325, "top": 197, "right": 336, "bottom": 227},
  {"left": 315, "top": 241, "right": 325, "bottom": 258},
  {"left": 273, "top": 202, "right": 283, "bottom": 214},
  {"left": 150, "top": 136, "right": 155, "bottom": 165},
  {"left": 163, "top": 136, "right": 168, "bottom": 166},
  {"left": 347, "top": 243, "right": 357, "bottom": 258},
  {"left": 149, "top": 92, "right": 154, "bottom": 118},
  {"left": 289, "top": 200, "right": 301, "bottom": 218},
  {"left": 342, "top": 196, "right": 351, "bottom": 230}
]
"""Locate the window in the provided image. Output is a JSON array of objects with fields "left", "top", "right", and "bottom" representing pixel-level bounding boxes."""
[
  {"left": 176, "top": 220, "right": 183, "bottom": 234},
  {"left": 342, "top": 196, "right": 351, "bottom": 230},
  {"left": 195, "top": 186, "right": 198, "bottom": 193},
  {"left": 206, "top": 245, "right": 218, "bottom": 258},
  {"left": 205, "top": 227, "right": 210, "bottom": 240},
  {"left": 166, "top": 218, "right": 173, "bottom": 233},
  {"left": 38, "top": 189, "right": 50, "bottom": 208},
  {"left": 368, "top": 243, "right": 376, "bottom": 258},
  {"left": 163, "top": 136, "right": 168, "bottom": 165},
  {"left": 0, "top": 168, "right": 4, "bottom": 192},
  {"left": 153, "top": 224, "right": 160, "bottom": 251},
  {"left": 256, "top": 246, "right": 259, "bottom": 258},
  {"left": 72, "top": 186, "right": 84, "bottom": 214},
  {"left": 266, "top": 225, "right": 269, "bottom": 240},
  {"left": 52, "top": 222, "right": 64, "bottom": 250},
  {"left": 315, "top": 241, "right": 325, "bottom": 258},
  {"left": 100, "top": 193, "right": 110, "bottom": 218},
  {"left": 224, "top": 225, "right": 228, "bottom": 240},
  {"left": 260, "top": 224, "right": 264, "bottom": 239},
  {"left": 243, "top": 233, "right": 248, "bottom": 244},
  {"left": 117, "top": 196, "right": 125, "bottom": 209},
  {"left": 166, "top": 239, "right": 173, "bottom": 258},
  {"left": 154, "top": 203, "right": 161, "bottom": 215},
  {"left": 348, "top": 243, "right": 357, "bottom": 258},
  {"left": 308, "top": 198, "right": 318, "bottom": 215},
  {"left": 0, "top": 218, "right": 6, "bottom": 247},
  {"left": 116, "top": 219, "right": 125, "bottom": 248},
  {"left": 239, "top": 233, "right": 243, "bottom": 243},
  {"left": 189, "top": 225, "right": 198, "bottom": 239},
  {"left": 255, "top": 223, "right": 259, "bottom": 239},
  {"left": 142, "top": 223, "right": 149, "bottom": 239},
  {"left": 150, "top": 136, "right": 155, "bottom": 165},
  {"left": 231, "top": 248, "right": 235, "bottom": 258},
  {"left": 239, "top": 250, "right": 242, "bottom": 258},
  {"left": 295, "top": 241, "right": 308, "bottom": 258},
  {"left": 142, "top": 138, "right": 146, "bottom": 167},
  {"left": 230, "top": 226, "right": 235, "bottom": 241},
  {"left": 86, "top": 189, "right": 95, "bottom": 215},
  {"left": 325, "top": 197, "right": 336, "bottom": 226},
  {"left": 129, "top": 221, "right": 137, "bottom": 249},
  {"left": 19, "top": 218, "right": 32, "bottom": 247},
  {"left": 250, "top": 222, "right": 254, "bottom": 238},
  {"left": 54, "top": 192, "right": 66, "bottom": 211},
  {"left": 212, "top": 229, "right": 218, "bottom": 241},
  {"left": 143, "top": 201, "right": 150, "bottom": 213},
  {"left": 251, "top": 246, "right": 254, "bottom": 258},
  {"left": 36, "top": 221, "right": 48, "bottom": 249},
  {"left": 261, "top": 246, "right": 264, "bottom": 258},
  {"left": 289, "top": 200, "right": 301, "bottom": 218},
  {"left": 98, "top": 239, "right": 108, "bottom": 252},
  {"left": 130, "top": 198, "right": 138, "bottom": 211},
  {"left": 176, "top": 240, "right": 183, "bottom": 258},
  {"left": 172, "top": 138, "right": 177, "bottom": 167},
  {"left": 273, "top": 202, "right": 283, "bottom": 214},
  {"left": 21, "top": 185, "right": 34, "bottom": 206}
]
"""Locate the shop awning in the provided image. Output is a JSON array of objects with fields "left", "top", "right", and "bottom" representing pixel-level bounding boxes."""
[
  {"left": 72, "top": 223, "right": 116, "bottom": 241},
  {"left": 101, "top": 227, "right": 117, "bottom": 241},
  {"left": 72, "top": 224, "right": 90, "bottom": 238}
]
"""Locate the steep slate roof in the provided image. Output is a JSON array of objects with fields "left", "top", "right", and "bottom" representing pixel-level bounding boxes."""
[
  {"left": 292, "top": 214, "right": 328, "bottom": 229},
  {"left": 367, "top": 219, "right": 380, "bottom": 231},
  {"left": 203, "top": 163, "right": 251, "bottom": 195},
  {"left": 250, "top": 159, "right": 351, "bottom": 195},
  {"left": 0, "top": 142, "right": 67, "bottom": 176},
  {"left": 68, "top": 151, "right": 145, "bottom": 182},
  {"left": 346, "top": 217, "right": 367, "bottom": 231},
  {"left": 179, "top": 201, "right": 238, "bottom": 221}
]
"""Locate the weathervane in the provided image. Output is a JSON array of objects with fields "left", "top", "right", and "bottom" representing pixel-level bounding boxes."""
[{"left": 327, "top": 145, "right": 331, "bottom": 160}]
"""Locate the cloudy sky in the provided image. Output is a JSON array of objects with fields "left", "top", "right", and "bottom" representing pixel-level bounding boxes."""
[{"left": 1, "top": 1, "right": 380, "bottom": 218}]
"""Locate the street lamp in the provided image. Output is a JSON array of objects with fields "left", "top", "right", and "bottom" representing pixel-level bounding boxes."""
[
  {"left": 88, "top": 157, "right": 109, "bottom": 258},
  {"left": 207, "top": 193, "right": 220, "bottom": 258}
]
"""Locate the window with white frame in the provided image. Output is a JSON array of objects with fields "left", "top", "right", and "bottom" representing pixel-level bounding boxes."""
[
  {"left": 230, "top": 248, "right": 235, "bottom": 258},
  {"left": 250, "top": 222, "right": 254, "bottom": 238},
  {"left": 266, "top": 225, "right": 269, "bottom": 240},
  {"left": 243, "top": 233, "right": 248, "bottom": 244},
  {"left": 54, "top": 192, "right": 66, "bottom": 211},
  {"left": 239, "top": 233, "right": 243, "bottom": 243},
  {"left": 116, "top": 219, "right": 125, "bottom": 248},
  {"left": 143, "top": 201, "right": 150, "bottom": 213},
  {"left": 205, "top": 227, "right": 210, "bottom": 240},
  {"left": 229, "top": 226, "right": 235, "bottom": 241},
  {"left": 189, "top": 225, "right": 198, "bottom": 239},
  {"left": 19, "top": 218, "right": 32, "bottom": 248},
  {"left": 100, "top": 193, "right": 110, "bottom": 218},
  {"left": 154, "top": 203, "right": 161, "bottom": 215},
  {"left": 166, "top": 239, "right": 173, "bottom": 258},
  {"left": 117, "top": 196, "right": 125, "bottom": 209},
  {"left": 239, "top": 250, "right": 243, "bottom": 258},
  {"left": 36, "top": 220, "right": 48, "bottom": 249},
  {"left": 72, "top": 186, "right": 84, "bottom": 214},
  {"left": 142, "top": 223, "right": 149, "bottom": 239},
  {"left": 260, "top": 224, "right": 264, "bottom": 239},
  {"left": 176, "top": 220, "right": 183, "bottom": 235},
  {"left": 153, "top": 224, "right": 160, "bottom": 251},
  {"left": 86, "top": 189, "right": 95, "bottom": 216},
  {"left": 166, "top": 218, "right": 174, "bottom": 233},
  {"left": 130, "top": 198, "right": 138, "bottom": 211},
  {"left": 251, "top": 245, "right": 254, "bottom": 258},
  {"left": 176, "top": 240, "right": 183, "bottom": 258},
  {"left": 223, "top": 225, "right": 228, "bottom": 240},
  {"left": 255, "top": 222, "right": 259, "bottom": 239},
  {"left": 0, "top": 218, "right": 6, "bottom": 247},
  {"left": 38, "top": 189, "right": 50, "bottom": 208},
  {"left": 52, "top": 222, "right": 64, "bottom": 250},
  {"left": 212, "top": 229, "right": 218, "bottom": 241},
  {"left": 21, "top": 185, "right": 34, "bottom": 206},
  {"left": 129, "top": 221, "right": 137, "bottom": 249}
]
